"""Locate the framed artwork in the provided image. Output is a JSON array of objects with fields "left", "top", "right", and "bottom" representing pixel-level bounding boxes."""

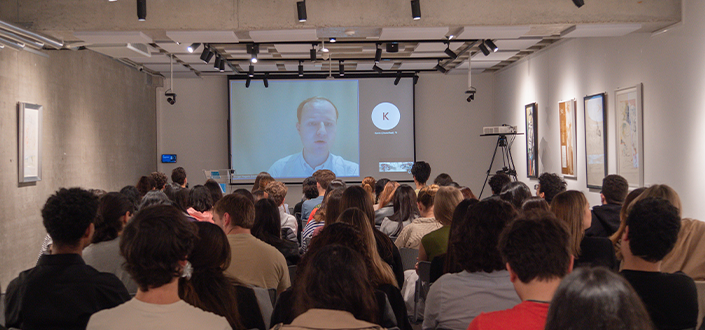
[
  {"left": 525, "top": 102, "right": 538, "bottom": 178},
  {"left": 584, "top": 93, "right": 608, "bottom": 189},
  {"left": 559, "top": 99, "right": 577, "bottom": 178},
  {"left": 18, "top": 102, "right": 43, "bottom": 183},
  {"left": 615, "top": 83, "right": 644, "bottom": 188}
]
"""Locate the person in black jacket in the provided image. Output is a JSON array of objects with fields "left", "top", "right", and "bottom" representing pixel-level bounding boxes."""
[{"left": 586, "top": 174, "right": 629, "bottom": 237}]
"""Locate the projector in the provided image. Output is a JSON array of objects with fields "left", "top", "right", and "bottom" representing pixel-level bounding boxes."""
[{"left": 483, "top": 126, "right": 517, "bottom": 135}]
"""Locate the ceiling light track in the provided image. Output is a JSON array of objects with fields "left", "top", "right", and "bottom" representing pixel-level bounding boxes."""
[{"left": 0, "top": 19, "right": 63, "bottom": 49}]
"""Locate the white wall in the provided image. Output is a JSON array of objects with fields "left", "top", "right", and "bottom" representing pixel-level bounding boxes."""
[
  {"left": 493, "top": 0, "right": 705, "bottom": 219},
  {"left": 158, "top": 71, "right": 497, "bottom": 199}
]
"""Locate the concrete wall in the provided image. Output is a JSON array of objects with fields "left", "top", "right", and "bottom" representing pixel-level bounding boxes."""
[
  {"left": 0, "top": 49, "right": 159, "bottom": 291},
  {"left": 492, "top": 0, "right": 705, "bottom": 220},
  {"left": 157, "top": 71, "right": 497, "bottom": 200}
]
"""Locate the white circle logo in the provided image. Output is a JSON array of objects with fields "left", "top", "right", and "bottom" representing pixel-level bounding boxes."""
[{"left": 371, "top": 102, "right": 401, "bottom": 130}]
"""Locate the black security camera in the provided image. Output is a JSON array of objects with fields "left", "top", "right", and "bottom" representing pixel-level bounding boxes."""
[
  {"left": 165, "top": 92, "right": 176, "bottom": 105},
  {"left": 465, "top": 87, "right": 476, "bottom": 103}
]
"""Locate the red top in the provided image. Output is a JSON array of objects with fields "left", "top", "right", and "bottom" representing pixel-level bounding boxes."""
[{"left": 467, "top": 301, "right": 549, "bottom": 330}]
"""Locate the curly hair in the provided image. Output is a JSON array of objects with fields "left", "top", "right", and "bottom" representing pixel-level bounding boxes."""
[
  {"left": 121, "top": 205, "right": 196, "bottom": 291},
  {"left": 265, "top": 181, "right": 288, "bottom": 206},
  {"left": 151, "top": 172, "right": 168, "bottom": 190},
  {"left": 537, "top": 172, "right": 567, "bottom": 203},
  {"left": 410, "top": 161, "right": 431, "bottom": 184},
  {"left": 41, "top": 187, "right": 99, "bottom": 246},
  {"left": 626, "top": 198, "right": 681, "bottom": 262},
  {"left": 489, "top": 173, "right": 511, "bottom": 195}
]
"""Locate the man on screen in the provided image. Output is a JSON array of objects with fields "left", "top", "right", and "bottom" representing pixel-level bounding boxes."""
[{"left": 268, "top": 96, "right": 359, "bottom": 178}]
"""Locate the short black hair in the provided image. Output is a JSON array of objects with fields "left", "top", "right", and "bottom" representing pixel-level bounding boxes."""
[
  {"left": 171, "top": 167, "right": 187, "bottom": 185},
  {"left": 489, "top": 173, "right": 511, "bottom": 195},
  {"left": 41, "top": 187, "right": 99, "bottom": 247},
  {"left": 499, "top": 181, "right": 532, "bottom": 210},
  {"left": 189, "top": 185, "right": 214, "bottom": 213},
  {"left": 626, "top": 198, "right": 681, "bottom": 262},
  {"left": 499, "top": 210, "right": 571, "bottom": 283},
  {"left": 434, "top": 173, "right": 453, "bottom": 186},
  {"left": 303, "top": 176, "right": 320, "bottom": 199},
  {"left": 232, "top": 188, "right": 256, "bottom": 204},
  {"left": 120, "top": 185, "right": 141, "bottom": 211},
  {"left": 121, "top": 205, "right": 197, "bottom": 291},
  {"left": 601, "top": 175, "right": 629, "bottom": 205},
  {"left": 410, "top": 161, "right": 431, "bottom": 184},
  {"left": 538, "top": 172, "right": 567, "bottom": 203}
]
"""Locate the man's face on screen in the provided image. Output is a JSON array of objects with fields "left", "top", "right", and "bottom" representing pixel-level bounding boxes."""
[{"left": 297, "top": 100, "right": 338, "bottom": 156}]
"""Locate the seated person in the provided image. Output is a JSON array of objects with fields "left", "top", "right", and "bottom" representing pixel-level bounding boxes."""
[
  {"left": 586, "top": 174, "right": 629, "bottom": 237},
  {"left": 213, "top": 194, "right": 290, "bottom": 293},
  {"left": 410, "top": 161, "right": 431, "bottom": 194},
  {"left": 5, "top": 188, "right": 130, "bottom": 330},
  {"left": 433, "top": 173, "right": 453, "bottom": 186},
  {"left": 374, "top": 181, "right": 399, "bottom": 224},
  {"left": 187, "top": 185, "right": 214, "bottom": 223},
  {"left": 419, "top": 186, "right": 464, "bottom": 262},
  {"left": 253, "top": 198, "right": 301, "bottom": 265},
  {"left": 87, "top": 205, "right": 230, "bottom": 329},
  {"left": 483, "top": 173, "right": 511, "bottom": 201},
  {"left": 301, "top": 170, "right": 335, "bottom": 222},
  {"left": 423, "top": 199, "right": 520, "bottom": 330},
  {"left": 380, "top": 185, "right": 419, "bottom": 237},
  {"left": 620, "top": 197, "right": 698, "bottom": 330},
  {"left": 468, "top": 210, "right": 573, "bottom": 330},
  {"left": 395, "top": 185, "right": 441, "bottom": 249},
  {"left": 264, "top": 181, "right": 298, "bottom": 238},
  {"left": 535, "top": 172, "right": 566, "bottom": 204}
]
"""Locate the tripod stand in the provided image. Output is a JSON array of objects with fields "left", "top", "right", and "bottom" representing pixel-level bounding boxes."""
[{"left": 478, "top": 133, "right": 522, "bottom": 199}]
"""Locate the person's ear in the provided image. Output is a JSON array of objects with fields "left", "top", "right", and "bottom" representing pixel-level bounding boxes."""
[
  {"left": 506, "top": 263, "right": 518, "bottom": 283},
  {"left": 122, "top": 212, "right": 130, "bottom": 225},
  {"left": 83, "top": 223, "right": 95, "bottom": 244},
  {"left": 539, "top": 192, "right": 545, "bottom": 199},
  {"left": 567, "top": 255, "right": 575, "bottom": 273},
  {"left": 622, "top": 226, "right": 630, "bottom": 242},
  {"left": 600, "top": 193, "right": 606, "bottom": 204},
  {"left": 296, "top": 122, "right": 301, "bottom": 134},
  {"left": 223, "top": 212, "right": 232, "bottom": 228}
]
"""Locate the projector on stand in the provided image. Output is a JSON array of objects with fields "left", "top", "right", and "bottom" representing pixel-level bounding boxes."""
[{"left": 483, "top": 125, "right": 517, "bottom": 135}]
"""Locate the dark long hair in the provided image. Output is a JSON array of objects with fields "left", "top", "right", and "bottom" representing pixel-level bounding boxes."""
[
  {"left": 443, "top": 198, "right": 478, "bottom": 274},
  {"left": 92, "top": 192, "right": 134, "bottom": 244},
  {"left": 252, "top": 198, "right": 287, "bottom": 248},
  {"left": 545, "top": 267, "right": 654, "bottom": 330},
  {"left": 179, "top": 222, "right": 244, "bottom": 330},
  {"left": 189, "top": 185, "right": 213, "bottom": 213},
  {"left": 388, "top": 185, "right": 419, "bottom": 236},
  {"left": 293, "top": 244, "right": 378, "bottom": 323}
]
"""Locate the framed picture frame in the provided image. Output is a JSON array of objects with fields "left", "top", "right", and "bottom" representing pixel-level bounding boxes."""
[
  {"left": 615, "top": 83, "right": 644, "bottom": 188},
  {"left": 525, "top": 102, "right": 539, "bottom": 178},
  {"left": 584, "top": 93, "right": 608, "bottom": 189},
  {"left": 18, "top": 102, "right": 43, "bottom": 183},
  {"left": 559, "top": 99, "right": 577, "bottom": 179}
]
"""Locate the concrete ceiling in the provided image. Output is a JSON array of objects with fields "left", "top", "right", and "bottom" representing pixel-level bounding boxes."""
[{"left": 0, "top": 0, "right": 681, "bottom": 77}]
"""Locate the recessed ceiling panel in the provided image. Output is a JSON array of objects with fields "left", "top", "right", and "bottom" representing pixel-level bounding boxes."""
[
  {"left": 144, "top": 63, "right": 191, "bottom": 72},
  {"left": 561, "top": 23, "right": 642, "bottom": 38},
  {"left": 458, "top": 26, "right": 531, "bottom": 39},
  {"left": 74, "top": 31, "right": 153, "bottom": 44},
  {"left": 284, "top": 62, "right": 321, "bottom": 71},
  {"left": 191, "top": 64, "right": 233, "bottom": 72},
  {"left": 414, "top": 42, "right": 463, "bottom": 52},
  {"left": 275, "top": 44, "right": 315, "bottom": 53},
  {"left": 399, "top": 60, "right": 438, "bottom": 70},
  {"left": 239, "top": 63, "right": 280, "bottom": 72},
  {"left": 380, "top": 27, "right": 448, "bottom": 40},
  {"left": 87, "top": 44, "right": 151, "bottom": 58},
  {"left": 249, "top": 29, "right": 318, "bottom": 43},
  {"left": 472, "top": 51, "right": 518, "bottom": 62},
  {"left": 410, "top": 52, "right": 447, "bottom": 58},
  {"left": 166, "top": 31, "right": 239, "bottom": 43},
  {"left": 175, "top": 54, "right": 206, "bottom": 63},
  {"left": 127, "top": 54, "right": 171, "bottom": 64},
  {"left": 156, "top": 42, "right": 193, "bottom": 54},
  {"left": 493, "top": 38, "right": 541, "bottom": 51},
  {"left": 459, "top": 60, "right": 500, "bottom": 69},
  {"left": 357, "top": 61, "right": 394, "bottom": 71}
]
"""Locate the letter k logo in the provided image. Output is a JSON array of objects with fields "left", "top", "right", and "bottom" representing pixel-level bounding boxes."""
[{"left": 383, "top": 112, "right": 389, "bottom": 120}]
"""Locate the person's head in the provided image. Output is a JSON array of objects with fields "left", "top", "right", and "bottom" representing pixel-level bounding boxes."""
[
  {"left": 433, "top": 186, "right": 464, "bottom": 226},
  {"left": 121, "top": 205, "right": 197, "bottom": 292},
  {"left": 252, "top": 172, "right": 274, "bottom": 193},
  {"left": 139, "top": 190, "right": 172, "bottom": 210},
  {"left": 417, "top": 184, "right": 440, "bottom": 213},
  {"left": 252, "top": 198, "right": 282, "bottom": 241},
  {"left": 203, "top": 179, "right": 223, "bottom": 205},
  {"left": 136, "top": 175, "right": 156, "bottom": 198},
  {"left": 340, "top": 186, "right": 376, "bottom": 228},
  {"left": 450, "top": 199, "right": 516, "bottom": 273},
  {"left": 119, "top": 185, "right": 141, "bottom": 211},
  {"left": 410, "top": 161, "right": 431, "bottom": 185},
  {"left": 545, "top": 267, "right": 654, "bottom": 330},
  {"left": 42, "top": 187, "right": 98, "bottom": 249},
  {"left": 609, "top": 187, "right": 648, "bottom": 246},
  {"left": 171, "top": 167, "right": 187, "bottom": 186},
  {"left": 377, "top": 181, "right": 400, "bottom": 207},
  {"left": 499, "top": 210, "right": 572, "bottom": 284},
  {"left": 536, "top": 172, "right": 567, "bottom": 203},
  {"left": 499, "top": 181, "right": 532, "bottom": 210},
  {"left": 323, "top": 188, "right": 346, "bottom": 225},
  {"left": 521, "top": 197, "right": 550, "bottom": 213},
  {"left": 302, "top": 176, "right": 319, "bottom": 200},
  {"left": 89, "top": 189, "right": 108, "bottom": 197},
  {"left": 252, "top": 189, "right": 267, "bottom": 201},
  {"left": 624, "top": 197, "right": 681, "bottom": 263},
  {"left": 489, "top": 173, "right": 512, "bottom": 195},
  {"left": 305, "top": 223, "right": 365, "bottom": 263},
  {"left": 433, "top": 173, "right": 453, "bottom": 186},
  {"left": 443, "top": 197, "right": 479, "bottom": 272},
  {"left": 150, "top": 171, "right": 168, "bottom": 190},
  {"left": 92, "top": 192, "right": 135, "bottom": 244},
  {"left": 173, "top": 187, "right": 191, "bottom": 213},
  {"left": 293, "top": 245, "right": 378, "bottom": 323},
  {"left": 188, "top": 221, "right": 231, "bottom": 272},
  {"left": 390, "top": 184, "right": 419, "bottom": 224},
  {"left": 460, "top": 187, "right": 477, "bottom": 200},
  {"left": 232, "top": 188, "right": 256, "bottom": 204},
  {"left": 213, "top": 193, "right": 255, "bottom": 230},
  {"left": 361, "top": 176, "right": 376, "bottom": 201},
  {"left": 188, "top": 185, "right": 214, "bottom": 213},
  {"left": 550, "top": 190, "right": 591, "bottom": 256},
  {"left": 601, "top": 174, "right": 629, "bottom": 205},
  {"left": 296, "top": 97, "right": 339, "bottom": 158},
  {"left": 313, "top": 169, "right": 336, "bottom": 191},
  {"left": 264, "top": 181, "right": 288, "bottom": 206},
  {"left": 374, "top": 178, "right": 390, "bottom": 203}
]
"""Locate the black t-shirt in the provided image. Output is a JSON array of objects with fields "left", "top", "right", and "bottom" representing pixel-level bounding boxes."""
[
  {"left": 621, "top": 270, "right": 698, "bottom": 330},
  {"left": 575, "top": 236, "right": 618, "bottom": 270}
]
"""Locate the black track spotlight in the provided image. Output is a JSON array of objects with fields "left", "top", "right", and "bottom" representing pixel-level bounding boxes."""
[
  {"left": 411, "top": 0, "right": 421, "bottom": 20},
  {"left": 219, "top": 58, "right": 225, "bottom": 72},
  {"left": 572, "top": 0, "right": 584, "bottom": 8},
  {"left": 297, "top": 0, "right": 307, "bottom": 22},
  {"left": 187, "top": 43, "right": 200, "bottom": 53},
  {"left": 435, "top": 62, "right": 448, "bottom": 73},
  {"left": 298, "top": 61, "right": 304, "bottom": 77},
  {"left": 310, "top": 45, "right": 316, "bottom": 62},
  {"left": 413, "top": 72, "right": 419, "bottom": 85},
  {"left": 246, "top": 77, "right": 251, "bottom": 88},
  {"left": 214, "top": 56, "right": 221, "bottom": 70},
  {"left": 394, "top": 71, "right": 402, "bottom": 85},
  {"left": 374, "top": 44, "right": 382, "bottom": 63},
  {"left": 263, "top": 73, "right": 269, "bottom": 88},
  {"left": 339, "top": 60, "right": 344, "bottom": 77},
  {"left": 485, "top": 39, "right": 498, "bottom": 52},
  {"left": 248, "top": 64, "right": 254, "bottom": 78},
  {"left": 373, "top": 64, "right": 383, "bottom": 74},
  {"left": 444, "top": 44, "right": 458, "bottom": 59},
  {"left": 247, "top": 44, "right": 259, "bottom": 63},
  {"left": 137, "top": 0, "right": 146, "bottom": 21},
  {"left": 478, "top": 41, "right": 491, "bottom": 56},
  {"left": 200, "top": 46, "right": 214, "bottom": 64}
]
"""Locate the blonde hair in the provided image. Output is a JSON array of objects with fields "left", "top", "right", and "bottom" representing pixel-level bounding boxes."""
[
  {"left": 377, "top": 181, "right": 400, "bottom": 208},
  {"left": 551, "top": 190, "right": 589, "bottom": 256},
  {"left": 433, "top": 186, "right": 464, "bottom": 226},
  {"left": 361, "top": 176, "right": 376, "bottom": 201},
  {"left": 264, "top": 181, "right": 287, "bottom": 206},
  {"left": 418, "top": 184, "right": 440, "bottom": 209}
]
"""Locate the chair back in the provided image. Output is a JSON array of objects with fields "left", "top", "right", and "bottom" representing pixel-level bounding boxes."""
[
  {"left": 399, "top": 248, "right": 419, "bottom": 271},
  {"left": 251, "top": 285, "right": 276, "bottom": 329},
  {"left": 695, "top": 281, "right": 705, "bottom": 330},
  {"left": 288, "top": 265, "right": 297, "bottom": 286},
  {"left": 417, "top": 261, "right": 432, "bottom": 283}
]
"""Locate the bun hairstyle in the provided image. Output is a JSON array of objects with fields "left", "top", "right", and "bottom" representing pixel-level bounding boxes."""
[
  {"left": 92, "top": 192, "right": 135, "bottom": 244},
  {"left": 361, "top": 176, "right": 376, "bottom": 201}
]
